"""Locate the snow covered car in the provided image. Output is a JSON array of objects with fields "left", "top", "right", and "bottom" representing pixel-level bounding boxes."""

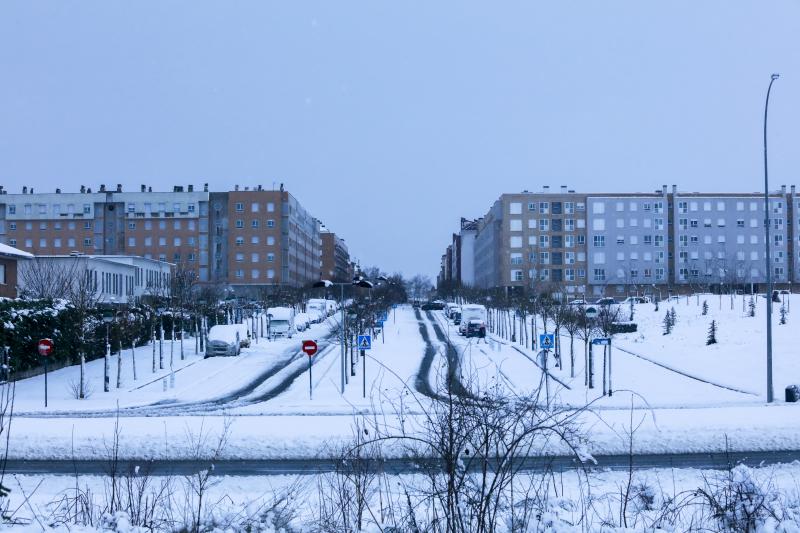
[
  {"left": 620, "top": 296, "right": 650, "bottom": 305},
  {"left": 465, "top": 320, "right": 486, "bottom": 338},
  {"left": 294, "top": 312, "right": 311, "bottom": 332},
  {"left": 206, "top": 325, "right": 242, "bottom": 357}
]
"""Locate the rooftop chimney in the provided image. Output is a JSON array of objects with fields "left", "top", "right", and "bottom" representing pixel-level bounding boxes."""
[
  {"left": 672, "top": 184, "right": 677, "bottom": 194},
  {"left": 560, "top": 185, "right": 568, "bottom": 194},
  {"left": 56, "top": 188, "right": 61, "bottom": 194},
  {"left": 543, "top": 185, "right": 550, "bottom": 193},
  {"left": 781, "top": 184, "right": 787, "bottom": 194},
  {"left": 662, "top": 185, "right": 667, "bottom": 195},
  {"left": 148, "top": 186, "right": 152, "bottom": 192},
  {"left": 80, "top": 185, "right": 86, "bottom": 193},
  {"left": 568, "top": 189, "right": 575, "bottom": 193},
  {"left": 99, "top": 184, "right": 106, "bottom": 192},
  {"left": 244, "top": 186, "right": 250, "bottom": 191},
  {"left": 141, "top": 184, "right": 146, "bottom": 192},
  {"left": 30, "top": 188, "right": 33, "bottom": 194},
  {"left": 204, "top": 183, "right": 208, "bottom": 192},
  {"left": 188, "top": 184, "right": 193, "bottom": 192},
  {"left": 792, "top": 185, "right": 796, "bottom": 195},
  {"left": 87, "top": 187, "right": 92, "bottom": 193},
  {"left": 22, "top": 186, "right": 27, "bottom": 194},
  {"left": 235, "top": 184, "right": 240, "bottom": 191}
]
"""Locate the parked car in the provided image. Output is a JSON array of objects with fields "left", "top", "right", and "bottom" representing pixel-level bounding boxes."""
[
  {"left": 452, "top": 309, "right": 462, "bottom": 325},
  {"left": 421, "top": 301, "right": 445, "bottom": 311},
  {"left": 294, "top": 312, "right": 311, "bottom": 332},
  {"left": 459, "top": 304, "right": 487, "bottom": 335},
  {"left": 621, "top": 296, "right": 651, "bottom": 305},
  {"left": 206, "top": 325, "right": 242, "bottom": 357},
  {"left": 568, "top": 299, "right": 588, "bottom": 306},
  {"left": 595, "top": 297, "right": 617, "bottom": 306},
  {"left": 465, "top": 319, "right": 486, "bottom": 338},
  {"left": 445, "top": 302, "right": 460, "bottom": 318}
]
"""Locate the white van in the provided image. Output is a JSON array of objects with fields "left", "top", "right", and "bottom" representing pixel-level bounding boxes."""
[
  {"left": 458, "top": 304, "right": 487, "bottom": 335},
  {"left": 325, "top": 300, "right": 338, "bottom": 316},
  {"left": 267, "top": 307, "right": 296, "bottom": 339}
]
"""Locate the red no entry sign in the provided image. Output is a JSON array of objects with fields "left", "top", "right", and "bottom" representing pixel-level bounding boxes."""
[
  {"left": 37, "top": 338, "right": 54, "bottom": 357},
  {"left": 302, "top": 340, "right": 318, "bottom": 357}
]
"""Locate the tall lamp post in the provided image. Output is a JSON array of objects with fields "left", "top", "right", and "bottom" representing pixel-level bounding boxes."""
[
  {"left": 313, "top": 277, "right": 374, "bottom": 393},
  {"left": 764, "top": 73, "right": 780, "bottom": 403}
]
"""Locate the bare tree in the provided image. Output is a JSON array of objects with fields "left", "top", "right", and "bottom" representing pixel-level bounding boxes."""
[
  {"left": 18, "top": 258, "right": 78, "bottom": 299},
  {"left": 67, "top": 265, "right": 101, "bottom": 400}
]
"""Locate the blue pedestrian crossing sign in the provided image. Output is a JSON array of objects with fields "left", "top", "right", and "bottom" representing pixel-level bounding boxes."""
[
  {"left": 592, "top": 337, "right": 611, "bottom": 346},
  {"left": 539, "top": 333, "right": 555, "bottom": 351},
  {"left": 357, "top": 335, "right": 372, "bottom": 350}
]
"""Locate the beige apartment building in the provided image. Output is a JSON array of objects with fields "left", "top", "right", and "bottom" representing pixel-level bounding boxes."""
[{"left": 0, "top": 183, "right": 333, "bottom": 293}]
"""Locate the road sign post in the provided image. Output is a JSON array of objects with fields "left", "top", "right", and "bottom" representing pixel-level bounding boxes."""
[
  {"left": 592, "top": 338, "right": 611, "bottom": 395},
  {"left": 357, "top": 335, "right": 371, "bottom": 398},
  {"left": 37, "top": 338, "right": 54, "bottom": 407},
  {"left": 302, "top": 340, "right": 318, "bottom": 399}
]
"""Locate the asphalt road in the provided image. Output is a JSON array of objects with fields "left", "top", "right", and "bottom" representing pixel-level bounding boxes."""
[{"left": 5, "top": 450, "right": 800, "bottom": 476}]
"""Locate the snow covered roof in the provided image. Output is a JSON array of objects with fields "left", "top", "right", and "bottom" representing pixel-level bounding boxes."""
[{"left": 0, "top": 242, "right": 34, "bottom": 259}]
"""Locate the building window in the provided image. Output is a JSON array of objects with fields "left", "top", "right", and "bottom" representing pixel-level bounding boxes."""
[
  {"left": 539, "top": 235, "right": 550, "bottom": 248},
  {"left": 83, "top": 238, "right": 91, "bottom": 246},
  {"left": 159, "top": 237, "right": 166, "bottom": 246},
  {"left": 267, "top": 269, "right": 275, "bottom": 279},
  {"left": 174, "top": 220, "right": 181, "bottom": 230},
  {"left": 235, "top": 202, "right": 244, "bottom": 212},
  {"left": 128, "top": 237, "right": 136, "bottom": 247},
  {"left": 83, "top": 204, "right": 91, "bottom": 214},
  {"left": 235, "top": 269, "right": 244, "bottom": 279},
  {"left": 84, "top": 221, "right": 91, "bottom": 230},
  {"left": 539, "top": 202, "right": 549, "bottom": 214},
  {"left": 540, "top": 219, "right": 550, "bottom": 231},
  {"left": 510, "top": 253, "right": 523, "bottom": 265},
  {"left": 593, "top": 268, "right": 606, "bottom": 281},
  {"left": 236, "top": 237, "right": 244, "bottom": 246},
  {"left": 144, "top": 237, "right": 152, "bottom": 246},
  {"left": 251, "top": 236, "right": 260, "bottom": 244},
  {"left": 188, "top": 204, "right": 195, "bottom": 213},
  {"left": 528, "top": 202, "right": 536, "bottom": 212},
  {"left": 8, "top": 223, "right": 15, "bottom": 231},
  {"left": 654, "top": 235, "right": 664, "bottom": 247},
  {"left": 7, "top": 205, "right": 15, "bottom": 215},
  {"left": 236, "top": 253, "right": 244, "bottom": 262},
  {"left": 252, "top": 203, "right": 260, "bottom": 213},
  {"left": 509, "top": 202, "right": 522, "bottom": 215},
  {"left": 251, "top": 253, "right": 259, "bottom": 263},
  {"left": 267, "top": 219, "right": 275, "bottom": 228},
  {"left": 511, "top": 270, "right": 523, "bottom": 281},
  {"left": 593, "top": 235, "right": 605, "bottom": 247},
  {"left": 236, "top": 219, "right": 244, "bottom": 228},
  {"left": 174, "top": 237, "right": 182, "bottom": 246},
  {"left": 252, "top": 219, "right": 260, "bottom": 228},
  {"left": 678, "top": 201, "right": 688, "bottom": 213},
  {"left": 267, "top": 202, "right": 275, "bottom": 212},
  {"left": 267, "top": 253, "right": 275, "bottom": 262}
]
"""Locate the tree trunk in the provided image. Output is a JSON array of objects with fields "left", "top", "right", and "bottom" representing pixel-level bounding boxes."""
[
  {"left": 131, "top": 339, "right": 137, "bottom": 381},
  {"left": 159, "top": 318, "right": 164, "bottom": 369},
  {"left": 104, "top": 347, "right": 110, "bottom": 393},
  {"left": 79, "top": 352, "right": 86, "bottom": 399},
  {"left": 180, "top": 314, "right": 185, "bottom": 360},
  {"left": 116, "top": 339, "right": 123, "bottom": 388},
  {"left": 570, "top": 334, "right": 575, "bottom": 378}
]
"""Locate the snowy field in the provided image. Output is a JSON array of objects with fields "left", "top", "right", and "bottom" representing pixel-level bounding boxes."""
[{"left": 5, "top": 302, "right": 800, "bottom": 462}]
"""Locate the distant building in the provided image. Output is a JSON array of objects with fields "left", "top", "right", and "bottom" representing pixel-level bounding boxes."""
[
  {"left": 0, "top": 183, "right": 333, "bottom": 294},
  {"left": 17, "top": 254, "right": 173, "bottom": 303},
  {"left": 442, "top": 184, "right": 799, "bottom": 298},
  {"left": 0, "top": 242, "right": 33, "bottom": 298},
  {"left": 320, "top": 229, "right": 352, "bottom": 282}
]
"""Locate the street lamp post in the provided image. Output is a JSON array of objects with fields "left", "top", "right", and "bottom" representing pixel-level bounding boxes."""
[
  {"left": 764, "top": 73, "right": 780, "bottom": 403},
  {"left": 314, "top": 277, "right": 374, "bottom": 394}
]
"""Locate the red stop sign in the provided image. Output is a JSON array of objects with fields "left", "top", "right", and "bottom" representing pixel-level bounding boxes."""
[
  {"left": 302, "top": 340, "right": 318, "bottom": 357},
  {"left": 38, "top": 338, "right": 54, "bottom": 357}
]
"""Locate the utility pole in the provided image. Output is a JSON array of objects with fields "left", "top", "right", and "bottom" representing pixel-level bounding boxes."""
[{"left": 764, "top": 73, "right": 780, "bottom": 403}]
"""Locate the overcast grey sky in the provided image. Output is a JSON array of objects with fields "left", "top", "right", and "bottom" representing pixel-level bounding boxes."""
[{"left": 1, "top": 2, "right": 799, "bottom": 279}]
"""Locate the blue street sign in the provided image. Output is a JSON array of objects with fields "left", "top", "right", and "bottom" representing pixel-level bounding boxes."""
[
  {"left": 379, "top": 312, "right": 388, "bottom": 322},
  {"left": 377, "top": 320, "right": 384, "bottom": 327},
  {"left": 392, "top": 304, "right": 397, "bottom": 309},
  {"left": 539, "top": 333, "right": 555, "bottom": 350},
  {"left": 357, "top": 335, "right": 372, "bottom": 350},
  {"left": 592, "top": 337, "right": 611, "bottom": 346}
]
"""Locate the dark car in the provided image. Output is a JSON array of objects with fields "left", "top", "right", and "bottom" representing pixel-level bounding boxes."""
[
  {"left": 421, "top": 301, "right": 445, "bottom": 311},
  {"left": 595, "top": 297, "right": 617, "bottom": 306},
  {"left": 452, "top": 311, "right": 462, "bottom": 325},
  {"left": 412, "top": 301, "right": 421, "bottom": 309},
  {"left": 465, "top": 319, "right": 486, "bottom": 338}
]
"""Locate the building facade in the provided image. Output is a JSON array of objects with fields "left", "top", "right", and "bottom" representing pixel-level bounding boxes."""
[
  {"left": 0, "top": 183, "right": 329, "bottom": 293},
  {"left": 444, "top": 184, "right": 799, "bottom": 298},
  {"left": 320, "top": 230, "right": 352, "bottom": 282},
  {"left": 0, "top": 242, "right": 33, "bottom": 298}
]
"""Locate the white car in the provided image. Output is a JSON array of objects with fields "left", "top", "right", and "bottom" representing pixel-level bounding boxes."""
[{"left": 294, "top": 313, "right": 311, "bottom": 332}]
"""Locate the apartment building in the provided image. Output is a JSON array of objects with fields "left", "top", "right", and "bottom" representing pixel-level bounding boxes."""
[
  {"left": 443, "top": 184, "right": 798, "bottom": 298},
  {"left": 320, "top": 229, "right": 352, "bottom": 282},
  {"left": 0, "top": 183, "right": 327, "bottom": 293},
  {"left": 469, "top": 187, "right": 589, "bottom": 295}
]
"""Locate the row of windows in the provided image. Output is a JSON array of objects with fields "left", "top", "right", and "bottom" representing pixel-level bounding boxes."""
[
  {"left": 677, "top": 267, "right": 784, "bottom": 280},
  {"left": 676, "top": 218, "right": 780, "bottom": 230},
  {"left": 11, "top": 238, "right": 93, "bottom": 248},
  {"left": 234, "top": 202, "right": 276, "bottom": 213},
  {"left": 128, "top": 236, "right": 197, "bottom": 247},
  {"left": 8, "top": 221, "right": 92, "bottom": 231},
  {"left": 234, "top": 236, "right": 276, "bottom": 246},
  {"left": 509, "top": 201, "right": 586, "bottom": 216},
  {"left": 7, "top": 203, "right": 91, "bottom": 216},
  {"left": 233, "top": 268, "right": 277, "bottom": 280},
  {"left": 512, "top": 251, "right": 585, "bottom": 265},
  {"left": 234, "top": 252, "right": 276, "bottom": 263},
  {"left": 510, "top": 235, "right": 586, "bottom": 248},
  {"left": 128, "top": 220, "right": 198, "bottom": 231},
  {"left": 127, "top": 202, "right": 196, "bottom": 214},
  {"left": 676, "top": 200, "right": 781, "bottom": 213},
  {"left": 593, "top": 268, "right": 667, "bottom": 281},
  {"left": 509, "top": 218, "right": 585, "bottom": 232},
  {"left": 234, "top": 219, "right": 276, "bottom": 229},
  {"left": 510, "top": 268, "right": 587, "bottom": 282},
  {"left": 594, "top": 201, "right": 665, "bottom": 215}
]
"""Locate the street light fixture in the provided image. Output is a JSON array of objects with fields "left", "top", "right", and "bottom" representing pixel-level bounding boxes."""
[
  {"left": 313, "top": 276, "right": 374, "bottom": 393},
  {"left": 764, "top": 72, "right": 779, "bottom": 403}
]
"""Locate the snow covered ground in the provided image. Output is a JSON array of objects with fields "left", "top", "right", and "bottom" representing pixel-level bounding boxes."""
[{"left": 5, "top": 302, "right": 800, "bottom": 462}]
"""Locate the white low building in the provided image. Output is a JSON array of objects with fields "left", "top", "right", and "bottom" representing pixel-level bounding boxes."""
[{"left": 17, "top": 254, "right": 173, "bottom": 303}]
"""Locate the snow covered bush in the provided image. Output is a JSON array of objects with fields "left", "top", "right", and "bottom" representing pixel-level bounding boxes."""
[{"left": 707, "top": 320, "right": 718, "bottom": 345}]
